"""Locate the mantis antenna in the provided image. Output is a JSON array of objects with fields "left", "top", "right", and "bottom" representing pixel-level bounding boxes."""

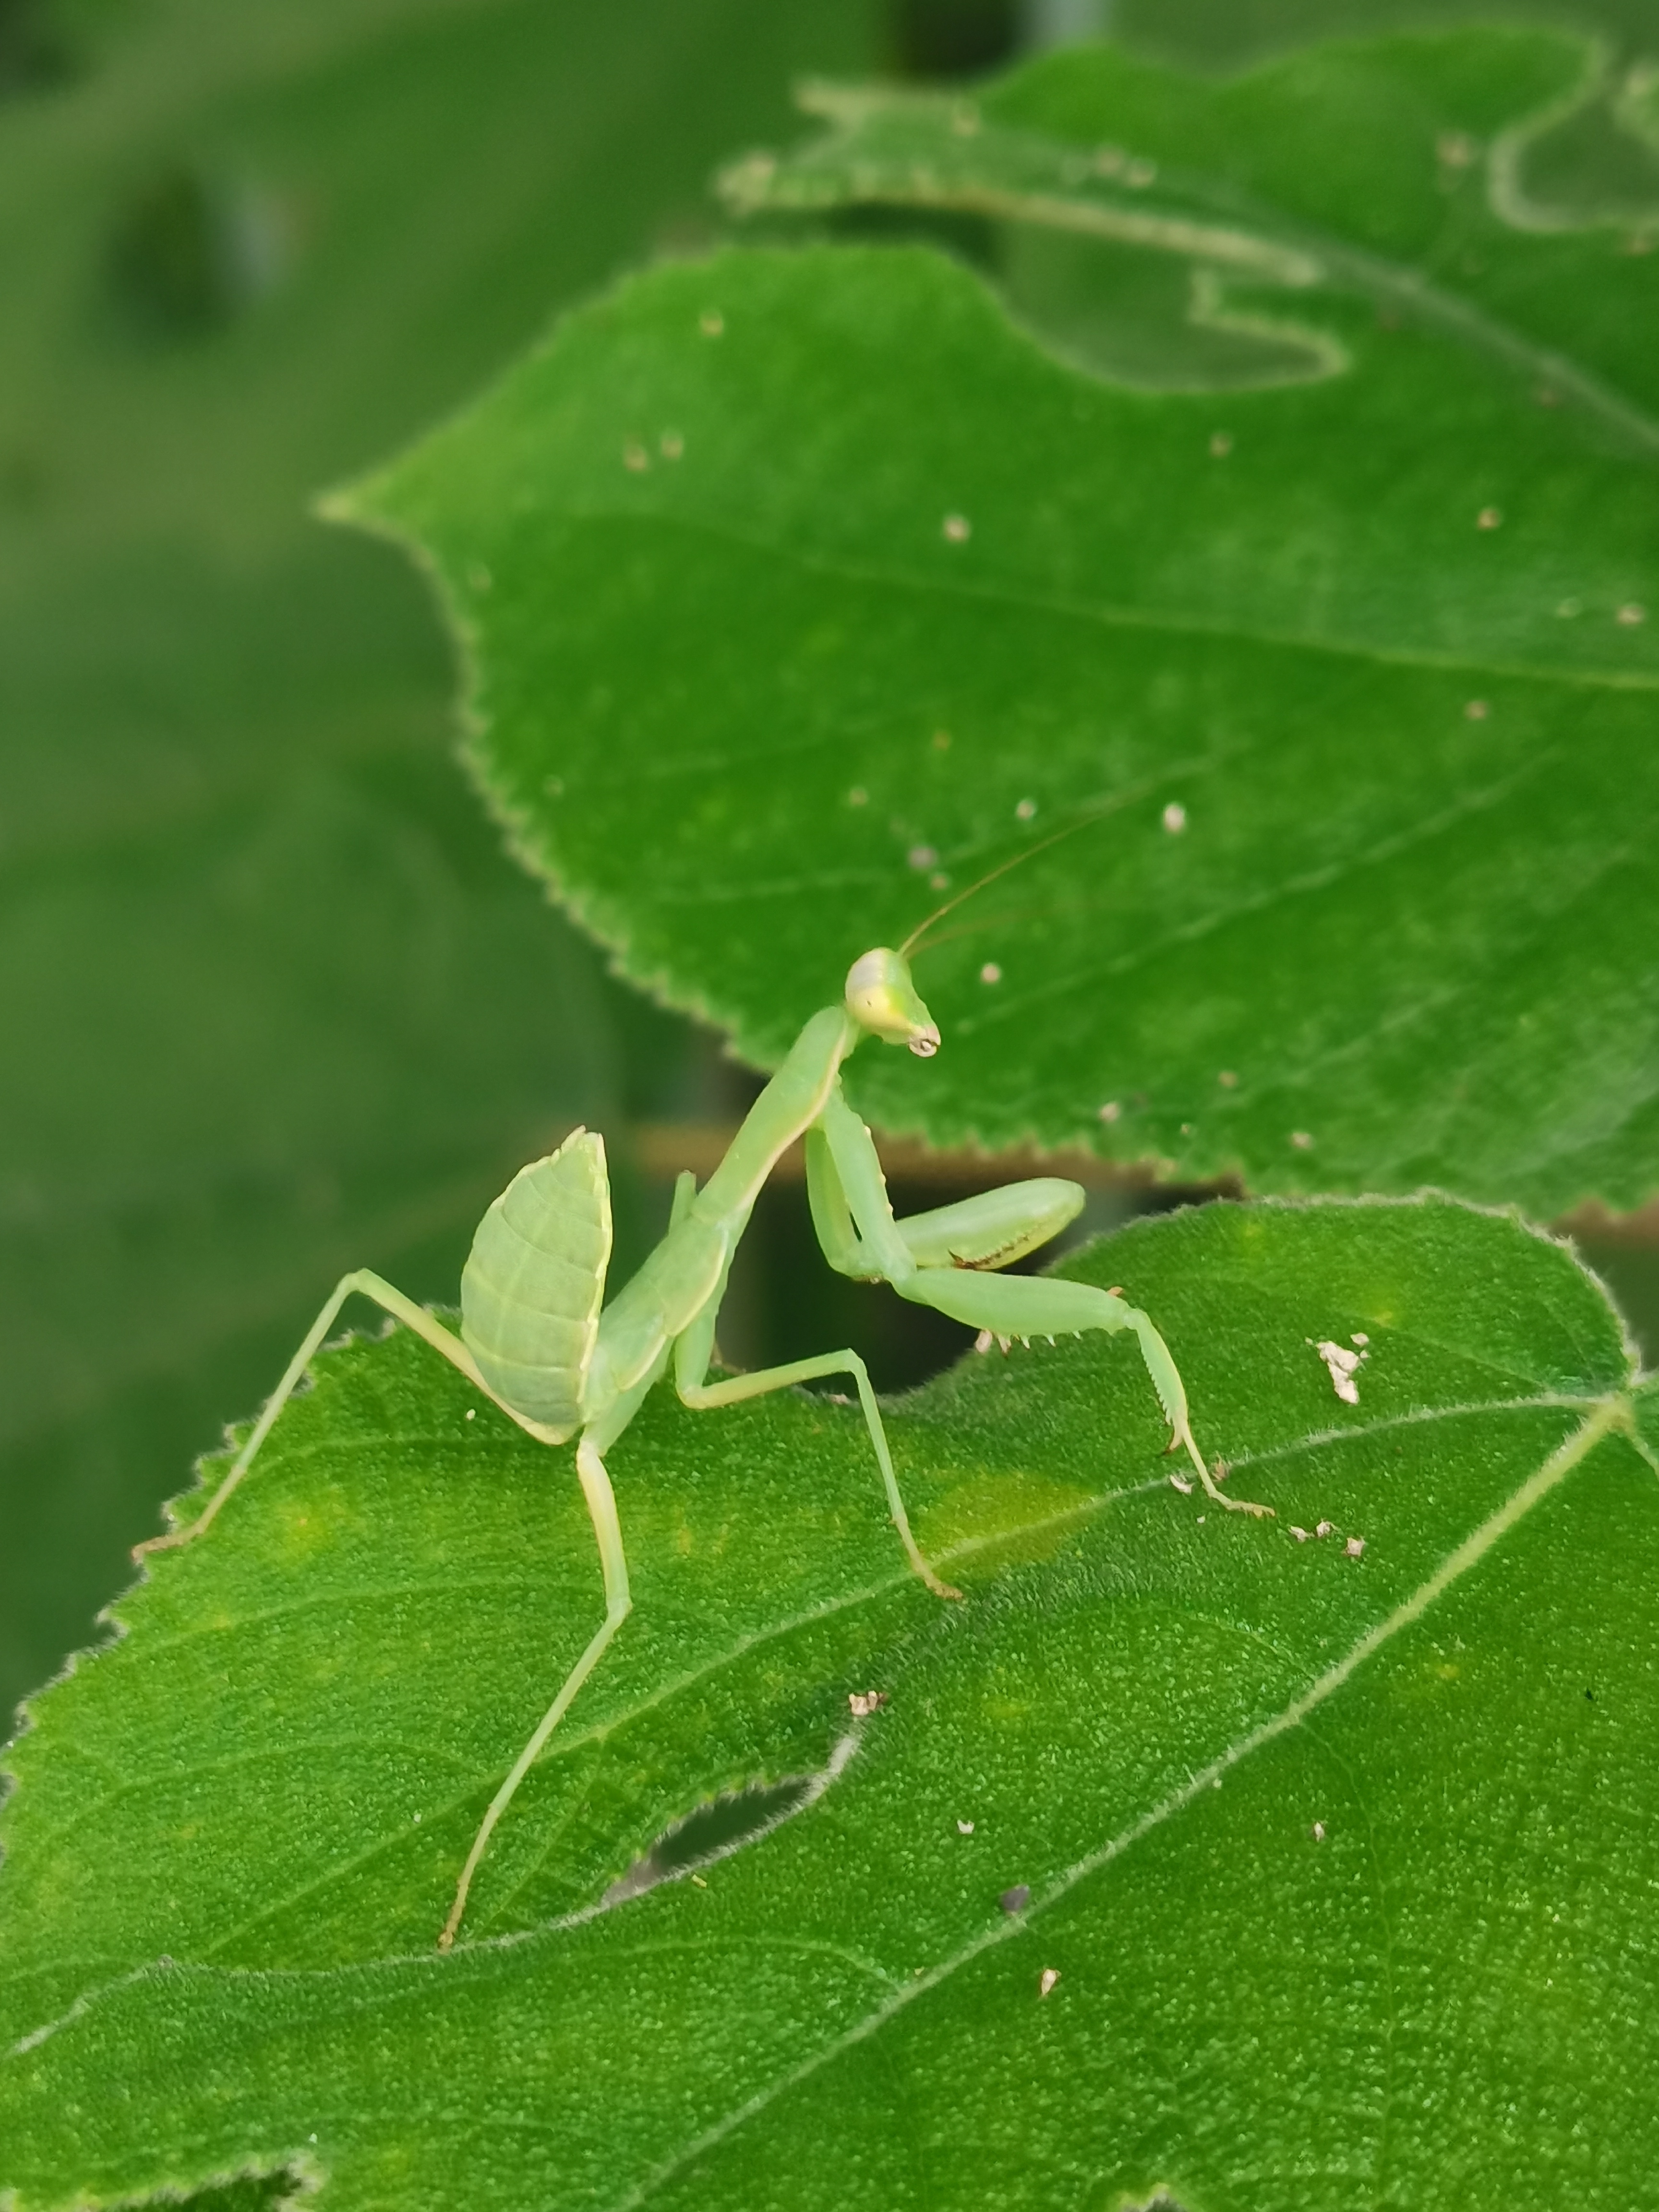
[{"left": 898, "top": 803, "right": 1121, "bottom": 963}]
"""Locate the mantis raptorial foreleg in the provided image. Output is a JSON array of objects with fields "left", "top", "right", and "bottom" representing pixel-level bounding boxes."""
[{"left": 807, "top": 1091, "right": 1269, "bottom": 1518}]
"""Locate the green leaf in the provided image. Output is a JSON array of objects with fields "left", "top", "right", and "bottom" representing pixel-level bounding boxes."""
[
  {"left": 0, "top": 0, "right": 878, "bottom": 1720},
  {"left": 4, "top": 1195, "right": 1657, "bottom": 2206},
  {"left": 347, "top": 25, "right": 1659, "bottom": 1216}
]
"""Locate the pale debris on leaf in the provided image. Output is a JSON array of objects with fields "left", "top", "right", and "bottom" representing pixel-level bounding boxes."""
[
  {"left": 1346, "top": 1536, "right": 1366, "bottom": 1559},
  {"left": 1310, "top": 1337, "right": 1368, "bottom": 1404},
  {"left": 848, "top": 1690, "right": 889, "bottom": 1718},
  {"left": 1039, "top": 1968, "right": 1061, "bottom": 1998},
  {"left": 1169, "top": 1472, "right": 1194, "bottom": 1495},
  {"left": 1311, "top": 1821, "right": 1326, "bottom": 1841},
  {"left": 957, "top": 1819, "right": 975, "bottom": 1834}
]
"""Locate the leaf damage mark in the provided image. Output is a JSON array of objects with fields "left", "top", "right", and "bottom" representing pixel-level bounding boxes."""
[{"left": 601, "top": 1734, "right": 859, "bottom": 1909}]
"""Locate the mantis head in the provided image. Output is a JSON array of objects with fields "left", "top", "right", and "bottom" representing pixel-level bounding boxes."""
[{"left": 845, "top": 948, "right": 940, "bottom": 1057}]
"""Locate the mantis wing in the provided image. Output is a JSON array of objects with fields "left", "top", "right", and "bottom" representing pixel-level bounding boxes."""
[{"left": 460, "top": 1127, "right": 612, "bottom": 1433}]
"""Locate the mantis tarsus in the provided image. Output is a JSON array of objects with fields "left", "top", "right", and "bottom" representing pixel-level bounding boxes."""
[{"left": 137, "top": 938, "right": 1270, "bottom": 1949}]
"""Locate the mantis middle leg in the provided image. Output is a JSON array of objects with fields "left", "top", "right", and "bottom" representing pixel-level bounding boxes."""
[
  {"left": 808, "top": 1091, "right": 1271, "bottom": 1519},
  {"left": 670, "top": 1265, "right": 962, "bottom": 1600}
]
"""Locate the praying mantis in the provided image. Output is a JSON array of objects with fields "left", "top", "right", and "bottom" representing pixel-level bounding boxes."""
[{"left": 137, "top": 921, "right": 1270, "bottom": 1951}]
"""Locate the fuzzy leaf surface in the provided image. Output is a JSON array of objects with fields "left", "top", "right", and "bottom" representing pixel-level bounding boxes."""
[
  {"left": 3, "top": 1196, "right": 1657, "bottom": 2207},
  {"left": 349, "top": 26, "right": 1659, "bottom": 1214}
]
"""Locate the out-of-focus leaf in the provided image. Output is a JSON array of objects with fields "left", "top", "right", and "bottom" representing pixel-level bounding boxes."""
[
  {"left": 3, "top": 1196, "right": 1657, "bottom": 2207},
  {"left": 0, "top": 0, "right": 878, "bottom": 1720},
  {"left": 346, "top": 26, "right": 1659, "bottom": 1222}
]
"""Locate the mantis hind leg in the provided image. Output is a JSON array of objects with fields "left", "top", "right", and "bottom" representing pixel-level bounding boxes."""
[
  {"left": 132, "top": 1270, "right": 493, "bottom": 1560},
  {"left": 438, "top": 1434, "right": 631, "bottom": 1951}
]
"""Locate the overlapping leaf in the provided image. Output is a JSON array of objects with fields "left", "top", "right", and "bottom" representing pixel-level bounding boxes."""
[
  {"left": 347, "top": 25, "right": 1659, "bottom": 1216},
  {"left": 4, "top": 1196, "right": 1658, "bottom": 2207}
]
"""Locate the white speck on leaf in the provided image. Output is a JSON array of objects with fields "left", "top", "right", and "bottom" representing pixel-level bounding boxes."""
[
  {"left": 1291, "top": 1526, "right": 1311, "bottom": 1542},
  {"left": 1465, "top": 698, "right": 1489, "bottom": 720},
  {"left": 1015, "top": 797, "right": 1037, "bottom": 821},
  {"left": 1291, "top": 1130, "right": 1314, "bottom": 1150},
  {"left": 1099, "top": 1100, "right": 1121, "bottom": 1123},
  {"left": 1351, "top": 1332, "right": 1370, "bottom": 1346},
  {"left": 1346, "top": 1536, "right": 1366, "bottom": 1559},
  {"left": 1311, "top": 1337, "right": 1367, "bottom": 1404},
  {"left": 464, "top": 1408, "right": 476, "bottom": 1421},
  {"left": 958, "top": 1818, "right": 975, "bottom": 1833},
  {"left": 848, "top": 1690, "right": 889, "bottom": 1718},
  {"left": 1312, "top": 1820, "right": 1326, "bottom": 1841},
  {"left": 1477, "top": 505, "right": 1502, "bottom": 529},
  {"left": 1618, "top": 602, "right": 1647, "bottom": 625},
  {"left": 980, "top": 962, "right": 1002, "bottom": 985},
  {"left": 943, "top": 513, "right": 971, "bottom": 542},
  {"left": 1162, "top": 801, "right": 1187, "bottom": 833},
  {"left": 1039, "top": 1968, "right": 1061, "bottom": 1997},
  {"left": 1316, "top": 1520, "right": 1335, "bottom": 1539},
  {"left": 908, "top": 845, "right": 938, "bottom": 870}
]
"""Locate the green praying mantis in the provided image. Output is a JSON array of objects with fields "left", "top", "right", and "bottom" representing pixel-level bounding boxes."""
[{"left": 137, "top": 896, "right": 1271, "bottom": 1951}]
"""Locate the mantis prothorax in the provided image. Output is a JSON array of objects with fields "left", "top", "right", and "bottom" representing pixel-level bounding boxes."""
[{"left": 136, "top": 937, "right": 1268, "bottom": 1949}]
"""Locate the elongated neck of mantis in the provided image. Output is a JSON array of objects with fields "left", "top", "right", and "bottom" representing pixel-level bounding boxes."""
[{"left": 693, "top": 1005, "right": 859, "bottom": 1220}]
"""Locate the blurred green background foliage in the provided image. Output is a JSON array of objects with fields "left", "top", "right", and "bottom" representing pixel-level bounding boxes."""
[{"left": 3, "top": 0, "right": 1656, "bottom": 1731}]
